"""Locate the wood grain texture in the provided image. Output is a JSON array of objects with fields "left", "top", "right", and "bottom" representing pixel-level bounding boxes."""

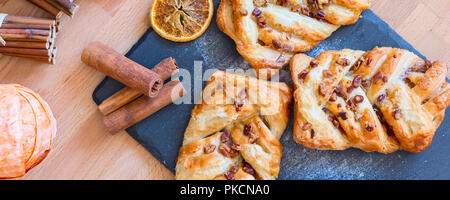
[{"left": 0, "top": 0, "right": 448, "bottom": 180}]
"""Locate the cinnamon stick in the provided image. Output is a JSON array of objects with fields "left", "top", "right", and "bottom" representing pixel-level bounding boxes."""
[
  {"left": 98, "top": 57, "right": 179, "bottom": 115},
  {"left": 0, "top": 15, "right": 56, "bottom": 64},
  {"left": 0, "top": 47, "right": 50, "bottom": 57},
  {"left": 27, "top": 0, "right": 62, "bottom": 18},
  {"left": 53, "top": 0, "right": 74, "bottom": 11},
  {"left": 27, "top": 0, "right": 78, "bottom": 18},
  {"left": 0, "top": 34, "right": 49, "bottom": 42},
  {"left": 0, "top": 23, "right": 51, "bottom": 30},
  {"left": 103, "top": 79, "right": 186, "bottom": 134},
  {"left": 1, "top": 41, "right": 49, "bottom": 49},
  {"left": 1, "top": 53, "right": 51, "bottom": 63},
  {"left": 0, "top": 29, "right": 51, "bottom": 36},
  {"left": 81, "top": 42, "right": 163, "bottom": 98},
  {"left": 45, "top": 0, "right": 79, "bottom": 17},
  {"left": 98, "top": 88, "right": 143, "bottom": 116},
  {"left": 3, "top": 15, "right": 56, "bottom": 26}
]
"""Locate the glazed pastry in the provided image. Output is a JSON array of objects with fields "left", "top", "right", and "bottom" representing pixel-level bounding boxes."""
[
  {"left": 217, "top": 0, "right": 370, "bottom": 78},
  {"left": 176, "top": 71, "right": 292, "bottom": 180},
  {"left": 290, "top": 47, "right": 449, "bottom": 153}
]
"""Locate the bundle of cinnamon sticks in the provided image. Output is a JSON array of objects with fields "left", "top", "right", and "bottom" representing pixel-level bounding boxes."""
[
  {"left": 82, "top": 42, "right": 186, "bottom": 134},
  {"left": 27, "top": 0, "right": 79, "bottom": 18},
  {"left": 0, "top": 15, "right": 58, "bottom": 64}
]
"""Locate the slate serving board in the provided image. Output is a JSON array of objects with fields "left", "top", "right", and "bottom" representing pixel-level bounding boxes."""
[{"left": 93, "top": 1, "right": 450, "bottom": 180}]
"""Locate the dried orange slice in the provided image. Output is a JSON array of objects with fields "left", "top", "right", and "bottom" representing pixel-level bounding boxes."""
[
  {"left": 0, "top": 84, "right": 56, "bottom": 179},
  {"left": 150, "top": 0, "right": 214, "bottom": 42}
]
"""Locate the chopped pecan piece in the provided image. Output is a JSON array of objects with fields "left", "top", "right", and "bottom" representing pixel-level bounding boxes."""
[
  {"left": 254, "top": 0, "right": 268, "bottom": 7},
  {"left": 393, "top": 109, "right": 402, "bottom": 120},
  {"left": 225, "top": 171, "right": 235, "bottom": 180},
  {"left": 257, "top": 39, "right": 266, "bottom": 46},
  {"left": 221, "top": 130, "right": 231, "bottom": 143},
  {"left": 204, "top": 144, "right": 216, "bottom": 154},
  {"left": 230, "top": 166, "right": 239, "bottom": 174},
  {"left": 219, "top": 143, "right": 231, "bottom": 156},
  {"left": 334, "top": 86, "right": 348, "bottom": 100},
  {"left": 243, "top": 162, "right": 256, "bottom": 175},
  {"left": 315, "top": 10, "right": 326, "bottom": 20},
  {"left": 277, "top": 0, "right": 289, "bottom": 5},
  {"left": 366, "top": 58, "right": 373, "bottom": 66},
  {"left": 252, "top": 8, "right": 262, "bottom": 17},
  {"left": 377, "top": 94, "right": 387, "bottom": 103},
  {"left": 243, "top": 124, "right": 251, "bottom": 136},
  {"left": 365, "top": 122, "right": 374, "bottom": 132},
  {"left": 297, "top": 69, "right": 310, "bottom": 81},
  {"left": 231, "top": 143, "right": 241, "bottom": 152},
  {"left": 353, "top": 59, "right": 363, "bottom": 71},
  {"left": 219, "top": 143, "right": 238, "bottom": 158},
  {"left": 310, "top": 129, "right": 315, "bottom": 138},
  {"left": 319, "top": 83, "right": 328, "bottom": 97},
  {"left": 361, "top": 79, "right": 370, "bottom": 88},
  {"left": 235, "top": 103, "right": 244, "bottom": 112},
  {"left": 339, "top": 112, "right": 348, "bottom": 120},
  {"left": 373, "top": 71, "right": 384, "bottom": 84},
  {"left": 272, "top": 39, "right": 283, "bottom": 49},
  {"left": 346, "top": 86, "right": 354, "bottom": 93},
  {"left": 352, "top": 75, "right": 362, "bottom": 88},
  {"left": 291, "top": 4, "right": 301, "bottom": 12},
  {"left": 328, "top": 116, "right": 340, "bottom": 128},
  {"left": 347, "top": 98, "right": 357, "bottom": 111},
  {"left": 353, "top": 95, "right": 364, "bottom": 104},
  {"left": 301, "top": 5, "right": 310, "bottom": 16},
  {"left": 332, "top": 118, "right": 340, "bottom": 128},
  {"left": 328, "top": 116, "right": 334, "bottom": 122},
  {"left": 329, "top": 92, "right": 337, "bottom": 102},
  {"left": 257, "top": 17, "right": 267, "bottom": 28},
  {"left": 310, "top": 60, "right": 319, "bottom": 68},
  {"left": 337, "top": 58, "right": 350, "bottom": 66}
]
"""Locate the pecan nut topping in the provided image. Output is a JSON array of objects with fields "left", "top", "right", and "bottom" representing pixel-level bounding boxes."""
[
  {"left": 225, "top": 171, "right": 235, "bottom": 180},
  {"left": 204, "top": 144, "right": 216, "bottom": 154},
  {"left": 243, "top": 162, "right": 256, "bottom": 175},
  {"left": 221, "top": 130, "right": 231, "bottom": 143},
  {"left": 393, "top": 109, "right": 402, "bottom": 120}
]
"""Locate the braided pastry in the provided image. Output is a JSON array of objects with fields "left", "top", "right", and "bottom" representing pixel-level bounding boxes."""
[
  {"left": 290, "top": 47, "right": 449, "bottom": 153},
  {"left": 176, "top": 71, "right": 292, "bottom": 180},
  {"left": 217, "top": 0, "right": 370, "bottom": 78}
]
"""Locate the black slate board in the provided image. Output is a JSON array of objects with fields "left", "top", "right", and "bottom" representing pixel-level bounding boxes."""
[{"left": 93, "top": 1, "right": 450, "bottom": 180}]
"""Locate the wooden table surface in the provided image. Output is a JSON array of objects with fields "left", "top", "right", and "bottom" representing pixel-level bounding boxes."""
[{"left": 0, "top": 0, "right": 448, "bottom": 180}]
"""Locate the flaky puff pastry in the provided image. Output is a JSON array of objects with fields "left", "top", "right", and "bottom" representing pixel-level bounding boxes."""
[
  {"left": 290, "top": 47, "right": 449, "bottom": 153},
  {"left": 217, "top": 0, "right": 370, "bottom": 78},
  {"left": 176, "top": 71, "right": 292, "bottom": 180}
]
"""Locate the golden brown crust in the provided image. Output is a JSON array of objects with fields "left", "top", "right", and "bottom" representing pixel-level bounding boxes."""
[
  {"left": 217, "top": 0, "right": 370, "bottom": 78},
  {"left": 176, "top": 71, "right": 292, "bottom": 180},
  {"left": 290, "top": 47, "right": 449, "bottom": 154}
]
